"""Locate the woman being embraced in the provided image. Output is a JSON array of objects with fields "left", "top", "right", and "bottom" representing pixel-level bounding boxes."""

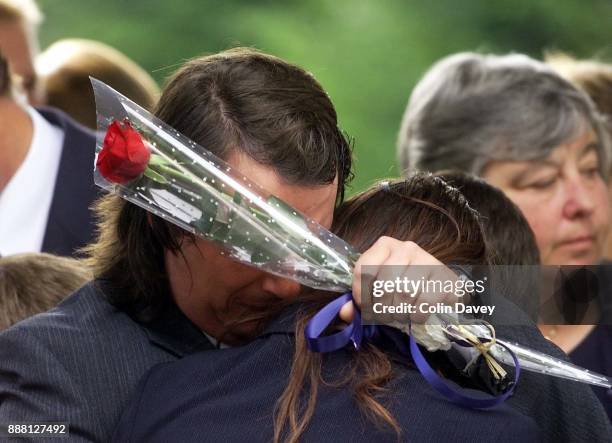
[{"left": 113, "top": 174, "right": 540, "bottom": 443}]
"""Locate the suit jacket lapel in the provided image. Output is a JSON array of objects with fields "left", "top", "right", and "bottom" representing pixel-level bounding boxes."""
[
  {"left": 38, "top": 107, "right": 99, "bottom": 256},
  {"left": 94, "top": 278, "right": 214, "bottom": 357}
]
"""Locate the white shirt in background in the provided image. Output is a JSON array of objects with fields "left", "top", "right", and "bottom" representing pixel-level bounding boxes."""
[{"left": 0, "top": 107, "right": 65, "bottom": 256}]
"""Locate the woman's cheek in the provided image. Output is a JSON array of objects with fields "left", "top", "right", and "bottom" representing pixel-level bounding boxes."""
[{"left": 508, "top": 192, "right": 556, "bottom": 262}]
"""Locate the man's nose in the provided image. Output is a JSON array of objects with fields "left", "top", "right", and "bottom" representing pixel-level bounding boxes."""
[
  {"left": 562, "top": 178, "right": 596, "bottom": 219},
  {"left": 261, "top": 275, "right": 301, "bottom": 300}
]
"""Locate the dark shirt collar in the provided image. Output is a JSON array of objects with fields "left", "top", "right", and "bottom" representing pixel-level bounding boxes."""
[
  {"left": 143, "top": 301, "right": 215, "bottom": 357},
  {"left": 96, "top": 277, "right": 327, "bottom": 352},
  {"left": 94, "top": 279, "right": 214, "bottom": 357}
]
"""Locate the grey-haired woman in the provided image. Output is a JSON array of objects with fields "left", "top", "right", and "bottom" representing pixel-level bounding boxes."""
[{"left": 397, "top": 52, "right": 612, "bottom": 420}]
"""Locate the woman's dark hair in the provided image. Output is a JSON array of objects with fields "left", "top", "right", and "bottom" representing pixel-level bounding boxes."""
[
  {"left": 83, "top": 48, "right": 353, "bottom": 321},
  {"left": 435, "top": 171, "right": 541, "bottom": 319},
  {"left": 435, "top": 171, "right": 540, "bottom": 266},
  {"left": 274, "top": 173, "right": 488, "bottom": 443}
]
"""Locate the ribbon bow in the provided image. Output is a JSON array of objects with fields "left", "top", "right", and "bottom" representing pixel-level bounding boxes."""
[{"left": 305, "top": 292, "right": 520, "bottom": 409}]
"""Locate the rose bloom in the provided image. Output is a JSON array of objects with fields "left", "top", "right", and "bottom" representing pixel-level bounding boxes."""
[{"left": 97, "top": 120, "right": 151, "bottom": 183}]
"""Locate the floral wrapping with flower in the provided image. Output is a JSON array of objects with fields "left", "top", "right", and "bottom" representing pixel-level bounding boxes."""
[{"left": 92, "top": 78, "right": 359, "bottom": 293}]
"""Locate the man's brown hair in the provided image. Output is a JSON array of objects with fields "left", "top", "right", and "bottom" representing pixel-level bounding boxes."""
[
  {"left": 84, "top": 47, "right": 353, "bottom": 322},
  {"left": 0, "top": 253, "right": 92, "bottom": 330}
]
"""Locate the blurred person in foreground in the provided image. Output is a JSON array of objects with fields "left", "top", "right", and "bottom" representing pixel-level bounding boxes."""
[
  {"left": 0, "top": 52, "right": 98, "bottom": 257},
  {"left": 0, "top": 253, "right": 91, "bottom": 330},
  {"left": 397, "top": 52, "right": 612, "bottom": 419},
  {"left": 546, "top": 51, "right": 612, "bottom": 261},
  {"left": 0, "top": 0, "right": 44, "bottom": 104},
  {"left": 37, "top": 38, "right": 159, "bottom": 130},
  {"left": 0, "top": 48, "right": 462, "bottom": 442}
]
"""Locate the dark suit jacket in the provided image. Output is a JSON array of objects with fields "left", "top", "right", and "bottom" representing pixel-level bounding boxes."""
[
  {"left": 0, "top": 280, "right": 213, "bottom": 442},
  {"left": 37, "top": 107, "right": 99, "bottom": 257},
  {"left": 0, "top": 281, "right": 609, "bottom": 442},
  {"left": 113, "top": 306, "right": 541, "bottom": 443},
  {"left": 113, "top": 303, "right": 612, "bottom": 443}
]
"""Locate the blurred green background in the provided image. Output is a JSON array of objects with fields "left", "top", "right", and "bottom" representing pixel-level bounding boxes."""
[{"left": 37, "top": 0, "right": 612, "bottom": 194}]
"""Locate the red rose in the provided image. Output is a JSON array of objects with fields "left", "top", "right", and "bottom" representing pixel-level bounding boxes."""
[{"left": 96, "top": 119, "right": 151, "bottom": 183}]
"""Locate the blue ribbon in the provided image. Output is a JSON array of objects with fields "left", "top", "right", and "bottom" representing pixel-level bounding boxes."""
[
  {"left": 305, "top": 292, "right": 376, "bottom": 352},
  {"left": 305, "top": 292, "right": 520, "bottom": 409}
]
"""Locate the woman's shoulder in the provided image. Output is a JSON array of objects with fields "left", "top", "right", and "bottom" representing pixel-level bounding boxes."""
[{"left": 385, "top": 370, "right": 540, "bottom": 442}]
